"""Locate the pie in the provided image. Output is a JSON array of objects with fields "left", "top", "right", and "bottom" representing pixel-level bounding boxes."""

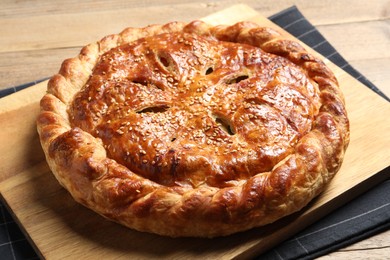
[{"left": 36, "top": 20, "right": 350, "bottom": 238}]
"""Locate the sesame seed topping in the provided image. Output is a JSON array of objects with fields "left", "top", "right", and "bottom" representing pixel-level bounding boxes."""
[{"left": 68, "top": 29, "right": 308, "bottom": 189}]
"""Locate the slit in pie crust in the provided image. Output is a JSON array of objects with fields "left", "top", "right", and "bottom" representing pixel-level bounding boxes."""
[{"left": 37, "top": 20, "right": 349, "bottom": 238}]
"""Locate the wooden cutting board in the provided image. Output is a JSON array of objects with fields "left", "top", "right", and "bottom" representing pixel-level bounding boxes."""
[{"left": 1, "top": 5, "right": 390, "bottom": 259}]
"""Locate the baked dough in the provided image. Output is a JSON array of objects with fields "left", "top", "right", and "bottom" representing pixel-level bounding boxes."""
[{"left": 37, "top": 21, "right": 349, "bottom": 237}]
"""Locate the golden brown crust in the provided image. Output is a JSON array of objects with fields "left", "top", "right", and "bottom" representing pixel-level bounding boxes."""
[{"left": 37, "top": 21, "right": 349, "bottom": 237}]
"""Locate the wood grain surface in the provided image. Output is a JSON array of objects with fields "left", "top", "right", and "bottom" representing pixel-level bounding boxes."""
[{"left": 1, "top": 1, "right": 390, "bottom": 258}]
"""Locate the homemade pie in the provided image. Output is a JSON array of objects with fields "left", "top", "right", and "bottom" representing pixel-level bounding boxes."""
[{"left": 37, "top": 20, "right": 349, "bottom": 237}]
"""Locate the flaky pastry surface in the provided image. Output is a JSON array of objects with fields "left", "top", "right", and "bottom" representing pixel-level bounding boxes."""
[{"left": 37, "top": 21, "right": 349, "bottom": 237}]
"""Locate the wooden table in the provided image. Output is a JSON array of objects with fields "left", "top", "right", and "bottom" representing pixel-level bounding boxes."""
[{"left": 1, "top": 0, "right": 389, "bottom": 258}]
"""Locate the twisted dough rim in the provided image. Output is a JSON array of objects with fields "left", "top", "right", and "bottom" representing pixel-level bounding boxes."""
[{"left": 36, "top": 21, "right": 349, "bottom": 237}]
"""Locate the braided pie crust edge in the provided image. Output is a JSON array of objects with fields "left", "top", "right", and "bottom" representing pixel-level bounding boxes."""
[{"left": 37, "top": 21, "right": 349, "bottom": 238}]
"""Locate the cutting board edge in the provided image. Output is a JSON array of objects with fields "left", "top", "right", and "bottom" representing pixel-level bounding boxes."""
[
  {"left": 0, "top": 193, "right": 45, "bottom": 259},
  {"left": 0, "top": 80, "right": 48, "bottom": 113}
]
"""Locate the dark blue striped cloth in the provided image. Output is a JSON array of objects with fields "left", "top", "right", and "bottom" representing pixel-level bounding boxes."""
[{"left": 0, "top": 78, "right": 49, "bottom": 99}]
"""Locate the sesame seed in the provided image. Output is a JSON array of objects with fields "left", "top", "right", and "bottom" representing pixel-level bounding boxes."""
[{"left": 116, "top": 129, "right": 124, "bottom": 134}]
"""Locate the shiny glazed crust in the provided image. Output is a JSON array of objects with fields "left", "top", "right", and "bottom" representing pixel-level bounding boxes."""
[{"left": 37, "top": 21, "right": 349, "bottom": 237}]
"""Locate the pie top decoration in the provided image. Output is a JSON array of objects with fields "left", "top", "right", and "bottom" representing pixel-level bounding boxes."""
[{"left": 37, "top": 21, "right": 349, "bottom": 237}]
